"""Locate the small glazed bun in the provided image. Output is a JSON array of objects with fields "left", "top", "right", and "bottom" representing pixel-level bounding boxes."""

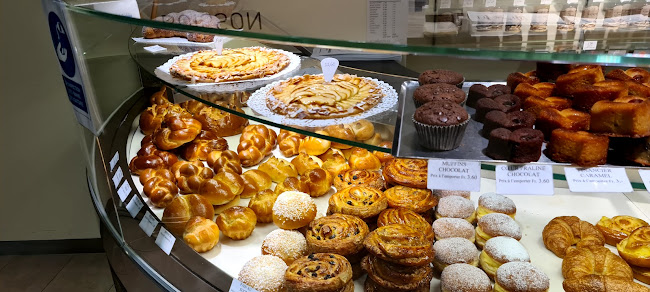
[
  {"left": 248, "top": 189, "right": 280, "bottom": 223},
  {"left": 258, "top": 156, "right": 298, "bottom": 183},
  {"left": 440, "top": 263, "right": 492, "bottom": 292},
  {"left": 301, "top": 168, "right": 333, "bottom": 197},
  {"left": 240, "top": 169, "right": 273, "bottom": 199},
  {"left": 432, "top": 217, "right": 476, "bottom": 243},
  {"left": 274, "top": 176, "right": 309, "bottom": 195},
  {"left": 475, "top": 213, "right": 522, "bottom": 249},
  {"left": 291, "top": 153, "right": 324, "bottom": 175},
  {"left": 596, "top": 215, "right": 649, "bottom": 246},
  {"left": 321, "top": 153, "right": 350, "bottom": 177},
  {"left": 206, "top": 150, "right": 242, "bottom": 174},
  {"left": 436, "top": 195, "right": 477, "bottom": 224},
  {"left": 238, "top": 255, "right": 288, "bottom": 292},
  {"left": 299, "top": 135, "right": 331, "bottom": 156},
  {"left": 262, "top": 229, "right": 308, "bottom": 265},
  {"left": 348, "top": 147, "right": 382, "bottom": 170},
  {"left": 199, "top": 169, "right": 244, "bottom": 205},
  {"left": 324, "top": 124, "right": 355, "bottom": 149},
  {"left": 273, "top": 191, "right": 317, "bottom": 230},
  {"left": 349, "top": 120, "right": 375, "bottom": 141},
  {"left": 479, "top": 236, "right": 530, "bottom": 279},
  {"left": 433, "top": 237, "right": 479, "bottom": 272},
  {"left": 432, "top": 189, "right": 471, "bottom": 199},
  {"left": 215, "top": 206, "right": 257, "bottom": 240},
  {"left": 334, "top": 169, "right": 385, "bottom": 191},
  {"left": 183, "top": 216, "right": 220, "bottom": 253},
  {"left": 495, "top": 262, "right": 549, "bottom": 292}
]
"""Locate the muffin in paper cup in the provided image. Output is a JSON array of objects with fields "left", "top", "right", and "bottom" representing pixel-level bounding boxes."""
[{"left": 412, "top": 100, "right": 470, "bottom": 151}]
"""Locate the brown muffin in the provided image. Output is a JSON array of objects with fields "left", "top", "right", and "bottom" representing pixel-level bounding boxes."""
[
  {"left": 418, "top": 69, "right": 464, "bottom": 87},
  {"left": 413, "top": 83, "right": 467, "bottom": 107},
  {"left": 413, "top": 100, "right": 470, "bottom": 150}
]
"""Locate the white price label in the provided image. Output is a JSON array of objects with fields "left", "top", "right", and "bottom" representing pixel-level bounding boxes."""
[
  {"left": 541, "top": 0, "right": 552, "bottom": 5},
  {"left": 214, "top": 37, "right": 227, "bottom": 55},
  {"left": 513, "top": 0, "right": 525, "bottom": 6},
  {"left": 639, "top": 170, "right": 650, "bottom": 193},
  {"left": 139, "top": 211, "right": 158, "bottom": 237},
  {"left": 441, "top": 0, "right": 452, "bottom": 9},
  {"left": 229, "top": 278, "right": 259, "bottom": 292},
  {"left": 583, "top": 41, "right": 598, "bottom": 51},
  {"left": 117, "top": 182, "right": 132, "bottom": 202},
  {"left": 126, "top": 196, "right": 144, "bottom": 218},
  {"left": 109, "top": 152, "right": 119, "bottom": 171},
  {"left": 143, "top": 45, "right": 167, "bottom": 53},
  {"left": 112, "top": 168, "right": 123, "bottom": 188},
  {"left": 320, "top": 57, "right": 339, "bottom": 82},
  {"left": 464, "top": 0, "right": 475, "bottom": 7},
  {"left": 485, "top": 0, "right": 497, "bottom": 7},
  {"left": 428, "top": 160, "right": 481, "bottom": 192},
  {"left": 495, "top": 165, "right": 554, "bottom": 195},
  {"left": 155, "top": 227, "right": 176, "bottom": 255},
  {"left": 565, "top": 167, "right": 633, "bottom": 193},
  {"left": 567, "top": 0, "right": 579, "bottom": 3}
]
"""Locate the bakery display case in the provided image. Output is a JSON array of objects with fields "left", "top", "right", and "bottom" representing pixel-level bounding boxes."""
[{"left": 44, "top": 0, "right": 650, "bottom": 291}]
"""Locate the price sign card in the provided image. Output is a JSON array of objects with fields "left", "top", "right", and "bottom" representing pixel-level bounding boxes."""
[
  {"left": 441, "top": 0, "right": 452, "bottom": 9},
  {"left": 485, "top": 0, "right": 497, "bottom": 7},
  {"left": 639, "top": 170, "right": 650, "bottom": 192},
  {"left": 321, "top": 58, "right": 339, "bottom": 82},
  {"left": 214, "top": 37, "right": 227, "bottom": 55},
  {"left": 139, "top": 211, "right": 158, "bottom": 237},
  {"left": 126, "top": 196, "right": 144, "bottom": 218},
  {"left": 463, "top": 0, "right": 474, "bottom": 7},
  {"left": 229, "top": 278, "right": 258, "bottom": 292},
  {"left": 583, "top": 40, "right": 598, "bottom": 51},
  {"left": 117, "top": 182, "right": 132, "bottom": 202},
  {"left": 112, "top": 167, "right": 123, "bottom": 188},
  {"left": 565, "top": 167, "right": 632, "bottom": 193},
  {"left": 428, "top": 160, "right": 481, "bottom": 192},
  {"left": 109, "top": 152, "right": 119, "bottom": 171},
  {"left": 143, "top": 45, "right": 166, "bottom": 53},
  {"left": 496, "top": 165, "right": 554, "bottom": 195},
  {"left": 155, "top": 227, "right": 176, "bottom": 255}
]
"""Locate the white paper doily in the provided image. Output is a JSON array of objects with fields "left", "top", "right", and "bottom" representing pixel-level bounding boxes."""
[
  {"left": 247, "top": 75, "right": 398, "bottom": 127},
  {"left": 154, "top": 47, "right": 302, "bottom": 93}
]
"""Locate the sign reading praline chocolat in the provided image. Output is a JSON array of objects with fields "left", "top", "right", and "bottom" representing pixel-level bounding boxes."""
[{"left": 496, "top": 164, "right": 554, "bottom": 195}]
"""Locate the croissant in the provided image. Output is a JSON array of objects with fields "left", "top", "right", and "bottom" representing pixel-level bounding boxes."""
[
  {"left": 542, "top": 216, "right": 605, "bottom": 258},
  {"left": 324, "top": 124, "right": 355, "bottom": 149},
  {"left": 128, "top": 142, "right": 179, "bottom": 175},
  {"left": 143, "top": 173, "right": 178, "bottom": 208},
  {"left": 199, "top": 169, "right": 244, "bottom": 205},
  {"left": 237, "top": 125, "right": 277, "bottom": 167},
  {"left": 180, "top": 130, "right": 228, "bottom": 161},
  {"left": 301, "top": 168, "right": 333, "bottom": 197},
  {"left": 206, "top": 150, "right": 242, "bottom": 174},
  {"left": 153, "top": 112, "right": 202, "bottom": 150},
  {"left": 240, "top": 169, "right": 273, "bottom": 199},
  {"left": 291, "top": 152, "right": 323, "bottom": 175},
  {"left": 278, "top": 129, "right": 304, "bottom": 157},
  {"left": 348, "top": 147, "right": 381, "bottom": 170},
  {"left": 258, "top": 156, "right": 298, "bottom": 183},
  {"left": 170, "top": 161, "right": 214, "bottom": 194},
  {"left": 562, "top": 275, "right": 650, "bottom": 292},
  {"left": 562, "top": 246, "right": 633, "bottom": 280}
]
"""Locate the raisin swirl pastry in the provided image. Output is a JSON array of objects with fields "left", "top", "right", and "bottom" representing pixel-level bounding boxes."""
[
  {"left": 333, "top": 169, "right": 385, "bottom": 191},
  {"left": 306, "top": 214, "right": 370, "bottom": 256},
  {"left": 327, "top": 186, "right": 388, "bottom": 221},
  {"left": 285, "top": 253, "right": 354, "bottom": 292},
  {"left": 384, "top": 186, "right": 438, "bottom": 214},
  {"left": 377, "top": 208, "right": 434, "bottom": 243},
  {"left": 362, "top": 254, "right": 433, "bottom": 292},
  {"left": 363, "top": 224, "right": 435, "bottom": 266},
  {"left": 382, "top": 158, "right": 428, "bottom": 188}
]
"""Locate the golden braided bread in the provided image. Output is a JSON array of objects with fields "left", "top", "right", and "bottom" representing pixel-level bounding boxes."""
[
  {"left": 170, "top": 161, "right": 214, "bottom": 194},
  {"left": 153, "top": 112, "right": 202, "bottom": 150}
]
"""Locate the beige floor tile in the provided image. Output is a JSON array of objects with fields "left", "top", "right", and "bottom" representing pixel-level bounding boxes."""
[
  {"left": 0, "top": 255, "right": 15, "bottom": 270},
  {"left": 0, "top": 254, "right": 72, "bottom": 292},
  {"left": 43, "top": 253, "right": 113, "bottom": 292}
]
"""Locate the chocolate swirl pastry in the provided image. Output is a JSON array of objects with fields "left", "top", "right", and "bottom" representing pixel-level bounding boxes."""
[
  {"left": 382, "top": 158, "right": 428, "bottom": 189},
  {"left": 327, "top": 186, "right": 388, "bottom": 220},
  {"left": 377, "top": 208, "right": 434, "bottom": 242},
  {"left": 285, "top": 253, "right": 353, "bottom": 292},
  {"left": 333, "top": 169, "right": 385, "bottom": 191},
  {"left": 170, "top": 47, "right": 290, "bottom": 83},
  {"left": 384, "top": 186, "right": 438, "bottom": 214},
  {"left": 266, "top": 74, "right": 384, "bottom": 119},
  {"left": 306, "top": 214, "right": 370, "bottom": 256},
  {"left": 363, "top": 224, "right": 435, "bottom": 266},
  {"left": 362, "top": 255, "right": 433, "bottom": 291}
]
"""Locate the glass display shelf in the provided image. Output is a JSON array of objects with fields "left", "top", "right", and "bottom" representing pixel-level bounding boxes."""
[{"left": 64, "top": 1, "right": 650, "bottom": 66}]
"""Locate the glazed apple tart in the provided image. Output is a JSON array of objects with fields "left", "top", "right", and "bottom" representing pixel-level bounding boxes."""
[
  {"left": 169, "top": 47, "right": 290, "bottom": 83},
  {"left": 266, "top": 74, "right": 384, "bottom": 119}
]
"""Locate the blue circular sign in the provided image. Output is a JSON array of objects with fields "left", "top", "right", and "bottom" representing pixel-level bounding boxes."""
[{"left": 48, "top": 12, "right": 75, "bottom": 78}]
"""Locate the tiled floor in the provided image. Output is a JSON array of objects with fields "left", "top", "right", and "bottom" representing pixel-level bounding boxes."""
[{"left": 0, "top": 253, "right": 114, "bottom": 292}]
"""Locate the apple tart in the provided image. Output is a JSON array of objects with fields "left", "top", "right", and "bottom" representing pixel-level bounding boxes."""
[
  {"left": 170, "top": 47, "right": 290, "bottom": 83},
  {"left": 266, "top": 74, "right": 385, "bottom": 119}
]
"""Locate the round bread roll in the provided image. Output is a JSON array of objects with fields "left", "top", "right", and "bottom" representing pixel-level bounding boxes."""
[
  {"left": 240, "top": 169, "right": 272, "bottom": 199},
  {"left": 299, "top": 135, "right": 331, "bottom": 156},
  {"left": 216, "top": 206, "right": 257, "bottom": 240},
  {"left": 348, "top": 148, "right": 381, "bottom": 170},
  {"left": 495, "top": 262, "right": 549, "bottom": 292},
  {"left": 273, "top": 191, "right": 317, "bottom": 230},
  {"left": 349, "top": 120, "right": 375, "bottom": 141},
  {"left": 440, "top": 263, "right": 492, "bottom": 292},
  {"left": 318, "top": 148, "right": 345, "bottom": 161},
  {"left": 248, "top": 189, "right": 279, "bottom": 223},
  {"left": 262, "top": 229, "right": 308, "bottom": 265},
  {"left": 372, "top": 141, "right": 394, "bottom": 164},
  {"left": 301, "top": 168, "right": 333, "bottom": 197},
  {"left": 238, "top": 255, "right": 288, "bottom": 292},
  {"left": 183, "top": 216, "right": 220, "bottom": 253},
  {"left": 162, "top": 194, "right": 214, "bottom": 236},
  {"left": 322, "top": 153, "right": 351, "bottom": 177},
  {"left": 324, "top": 124, "right": 355, "bottom": 149}
]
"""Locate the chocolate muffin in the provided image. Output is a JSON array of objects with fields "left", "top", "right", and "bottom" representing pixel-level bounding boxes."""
[
  {"left": 413, "top": 100, "right": 469, "bottom": 150},
  {"left": 482, "top": 111, "right": 535, "bottom": 137},
  {"left": 486, "top": 128, "right": 512, "bottom": 160},
  {"left": 475, "top": 94, "right": 521, "bottom": 122},
  {"left": 467, "top": 84, "right": 511, "bottom": 108},
  {"left": 413, "top": 83, "right": 467, "bottom": 107},
  {"left": 418, "top": 69, "right": 464, "bottom": 87}
]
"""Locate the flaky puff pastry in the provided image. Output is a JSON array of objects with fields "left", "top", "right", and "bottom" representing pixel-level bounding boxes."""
[
  {"left": 363, "top": 224, "right": 434, "bottom": 266},
  {"left": 334, "top": 169, "right": 384, "bottom": 191},
  {"left": 382, "top": 158, "right": 428, "bottom": 189},
  {"left": 301, "top": 168, "right": 333, "bottom": 197},
  {"left": 286, "top": 253, "right": 353, "bottom": 292},
  {"left": 248, "top": 189, "right": 279, "bottom": 223},
  {"left": 618, "top": 226, "right": 650, "bottom": 268},
  {"left": 562, "top": 245, "right": 633, "bottom": 280},
  {"left": 384, "top": 186, "right": 437, "bottom": 214},
  {"left": 216, "top": 206, "right": 257, "bottom": 240},
  {"left": 170, "top": 161, "right": 213, "bottom": 194},
  {"left": 198, "top": 169, "right": 244, "bottom": 205},
  {"left": 542, "top": 216, "right": 605, "bottom": 258},
  {"left": 597, "top": 215, "right": 649, "bottom": 246},
  {"left": 258, "top": 156, "right": 298, "bottom": 183},
  {"left": 275, "top": 177, "right": 309, "bottom": 195},
  {"left": 206, "top": 150, "right": 242, "bottom": 174},
  {"left": 321, "top": 153, "right": 350, "bottom": 177},
  {"left": 348, "top": 148, "right": 381, "bottom": 171},
  {"left": 377, "top": 208, "right": 434, "bottom": 243},
  {"left": 362, "top": 254, "right": 433, "bottom": 292},
  {"left": 631, "top": 264, "right": 650, "bottom": 285},
  {"left": 327, "top": 186, "right": 388, "bottom": 220},
  {"left": 240, "top": 169, "right": 272, "bottom": 199},
  {"left": 183, "top": 216, "right": 220, "bottom": 253},
  {"left": 562, "top": 275, "right": 650, "bottom": 292},
  {"left": 306, "top": 214, "right": 369, "bottom": 256},
  {"left": 291, "top": 153, "right": 324, "bottom": 175}
]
